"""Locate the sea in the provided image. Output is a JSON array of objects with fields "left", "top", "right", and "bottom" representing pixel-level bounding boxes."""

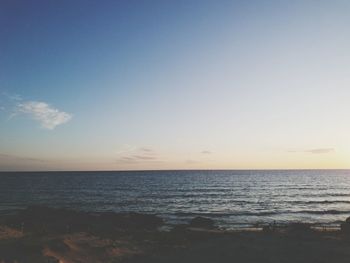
[{"left": 1, "top": 170, "right": 350, "bottom": 229}]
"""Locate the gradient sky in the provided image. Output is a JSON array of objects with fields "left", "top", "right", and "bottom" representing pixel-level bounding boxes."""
[{"left": 1, "top": 0, "right": 350, "bottom": 171}]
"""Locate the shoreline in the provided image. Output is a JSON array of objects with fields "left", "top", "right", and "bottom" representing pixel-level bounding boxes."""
[
  {"left": 1, "top": 206, "right": 350, "bottom": 262},
  {"left": 0, "top": 206, "right": 347, "bottom": 231},
  {"left": 1, "top": 168, "right": 350, "bottom": 173}
]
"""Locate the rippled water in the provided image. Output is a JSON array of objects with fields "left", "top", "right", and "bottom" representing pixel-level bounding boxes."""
[{"left": 1, "top": 170, "right": 350, "bottom": 228}]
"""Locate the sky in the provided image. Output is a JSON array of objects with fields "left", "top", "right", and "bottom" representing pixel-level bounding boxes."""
[{"left": 0, "top": 0, "right": 350, "bottom": 171}]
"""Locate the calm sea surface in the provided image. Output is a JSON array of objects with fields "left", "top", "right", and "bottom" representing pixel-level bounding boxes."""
[{"left": 1, "top": 170, "right": 350, "bottom": 228}]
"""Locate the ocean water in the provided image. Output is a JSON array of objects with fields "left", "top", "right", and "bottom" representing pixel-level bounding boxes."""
[{"left": 1, "top": 170, "right": 350, "bottom": 228}]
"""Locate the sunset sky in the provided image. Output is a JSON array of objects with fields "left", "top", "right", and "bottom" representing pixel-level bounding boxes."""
[{"left": 1, "top": 0, "right": 349, "bottom": 171}]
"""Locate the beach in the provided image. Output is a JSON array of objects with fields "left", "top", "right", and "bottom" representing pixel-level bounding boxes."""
[
  {"left": 1, "top": 206, "right": 350, "bottom": 263},
  {"left": 2, "top": 0, "right": 350, "bottom": 261},
  {"left": 1, "top": 171, "right": 350, "bottom": 262}
]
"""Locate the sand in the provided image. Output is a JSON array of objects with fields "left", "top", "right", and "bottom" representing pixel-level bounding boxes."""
[{"left": 1, "top": 206, "right": 350, "bottom": 263}]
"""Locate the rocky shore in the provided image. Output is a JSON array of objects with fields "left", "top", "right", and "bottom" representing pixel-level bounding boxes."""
[{"left": 1, "top": 206, "right": 350, "bottom": 262}]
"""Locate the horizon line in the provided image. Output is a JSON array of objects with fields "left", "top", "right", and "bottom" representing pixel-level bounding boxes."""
[{"left": 1, "top": 168, "right": 349, "bottom": 173}]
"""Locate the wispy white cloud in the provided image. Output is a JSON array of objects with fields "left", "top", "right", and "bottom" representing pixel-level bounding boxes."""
[
  {"left": 201, "top": 150, "right": 212, "bottom": 154},
  {"left": 288, "top": 148, "right": 335, "bottom": 154},
  {"left": 1, "top": 92, "right": 22, "bottom": 102},
  {"left": 0, "top": 92, "right": 19, "bottom": 113},
  {"left": 116, "top": 147, "right": 160, "bottom": 164},
  {"left": 132, "top": 155, "right": 157, "bottom": 160},
  {"left": 17, "top": 101, "right": 72, "bottom": 130},
  {"left": 139, "top": 147, "right": 153, "bottom": 153}
]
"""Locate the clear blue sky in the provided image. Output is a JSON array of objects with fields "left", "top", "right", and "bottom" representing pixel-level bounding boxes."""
[{"left": 1, "top": 0, "right": 350, "bottom": 170}]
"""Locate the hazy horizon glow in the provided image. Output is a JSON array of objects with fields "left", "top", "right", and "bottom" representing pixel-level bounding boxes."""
[{"left": 1, "top": 0, "right": 350, "bottom": 171}]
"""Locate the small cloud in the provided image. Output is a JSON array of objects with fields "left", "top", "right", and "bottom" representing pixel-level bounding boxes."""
[
  {"left": 132, "top": 155, "right": 156, "bottom": 160},
  {"left": 201, "top": 150, "right": 212, "bottom": 154},
  {"left": 116, "top": 147, "right": 159, "bottom": 164},
  {"left": 16, "top": 101, "right": 72, "bottom": 130},
  {"left": 120, "top": 156, "right": 135, "bottom": 161},
  {"left": 115, "top": 145, "right": 136, "bottom": 155},
  {"left": 288, "top": 148, "right": 335, "bottom": 154},
  {"left": 0, "top": 153, "right": 48, "bottom": 171},
  {"left": 305, "top": 148, "right": 335, "bottom": 154},
  {"left": 139, "top": 147, "right": 153, "bottom": 153}
]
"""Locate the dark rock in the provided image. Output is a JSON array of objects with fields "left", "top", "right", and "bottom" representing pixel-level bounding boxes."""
[
  {"left": 286, "top": 223, "right": 312, "bottom": 234},
  {"left": 341, "top": 218, "right": 350, "bottom": 233},
  {"left": 189, "top": 217, "right": 215, "bottom": 229},
  {"left": 262, "top": 225, "right": 271, "bottom": 233},
  {"left": 341, "top": 222, "right": 350, "bottom": 233},
  {"left": 172, "top": 224, "right": 189, "bottom": 232},
  {"left": 98, "top": 211, "right": 164, "bottom": 230}
]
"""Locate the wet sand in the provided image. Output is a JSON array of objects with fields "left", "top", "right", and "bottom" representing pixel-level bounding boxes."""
[{"left": 1, "top": 206, "right": 350, "bottom": 263}]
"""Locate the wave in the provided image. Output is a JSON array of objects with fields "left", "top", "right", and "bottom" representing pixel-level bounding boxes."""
[
  {"left": 173, "top": 209, "right": 350, "bottom": 217},
  {"left": 185, "top": 199, "right": 350, "bottom": 205},
  {"left": 295, "top": 210, "right": 350, "bottom": 215},
  {"left": 142, "top": 192, "right": 350, "bottom": 199},
  {"left": 288, "top": 200, "right": 350, "bottom": 205}
]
